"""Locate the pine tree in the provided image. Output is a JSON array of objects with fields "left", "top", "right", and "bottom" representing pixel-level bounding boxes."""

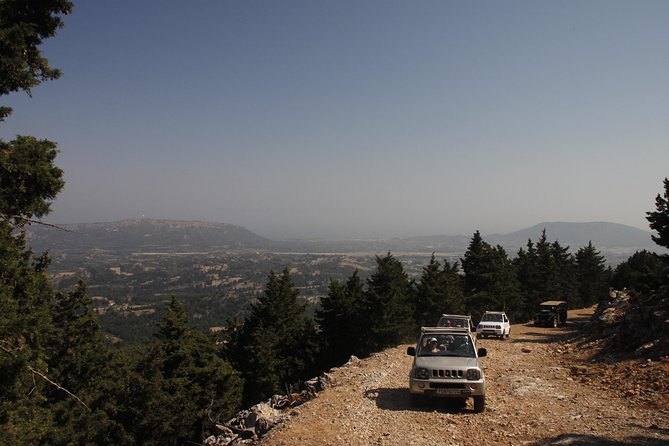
[
  {"left": 575, "top": 242, "right": 608, "bottom": 307},
  {"left": 514, "top": 232, "right": 577, "bottom": 321},
  {"left": 152, "top": 297, "right": 243, "bottom": 445},
  {"left": 316, "top": 271, "right": 364, "bottom": 367},
  {"left": 231, "top": 269, "right": 317, "bottom": 406},
  {"left": 0, "top": 0, "right": 73, "bottom": 121},
  {"left": 646, "top": 177, "right": 669, "bottom": 250},
  {"left": 1, "top": 2, "right": 72, "bottom": 440},
  {"left": 414, "top": 255, "right": 465, "bottom": 328},
  {"left": 357, "top": 253, "right": 414, "bottom": 355},
  {"left": 462, "top": 232, "right": 521, "bottom": 321},
  {"left": 611, "top": 250, "right": 666, "bottom": 296},
  {"left": 551, "top": 240, "right": 577, "bottom": 307}
]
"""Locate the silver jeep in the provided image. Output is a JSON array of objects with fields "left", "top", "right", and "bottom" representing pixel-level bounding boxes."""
[{"left": 406, "top": 327, "right": 487, "bottom": 412}]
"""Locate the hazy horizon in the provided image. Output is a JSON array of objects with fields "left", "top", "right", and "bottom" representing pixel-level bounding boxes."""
[{"left": 2, "top": 1, "right": 667, "bottom": 239}]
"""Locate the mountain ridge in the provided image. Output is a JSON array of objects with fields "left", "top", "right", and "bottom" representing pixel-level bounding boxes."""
[{"left": 25, "top": 218, "right": 662, "bottom": 260}]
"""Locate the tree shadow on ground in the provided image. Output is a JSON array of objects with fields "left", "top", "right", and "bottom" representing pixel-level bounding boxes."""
[
  {"left": 508, "top": 319, "right": 592, "bottom": 345},
  {"left": 528, "top": 433, "right": 669, "bottom": 446},
  {"left": 363, "top": 387, "right": 473, "bottom": 414}
]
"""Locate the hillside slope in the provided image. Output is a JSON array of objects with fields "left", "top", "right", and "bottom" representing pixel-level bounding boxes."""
[
  {"left": 25, "top": 219, "right": 275, "bottom": 252},
  {"left": 257, "top": 307, "right": 668, "bottom": 446}
]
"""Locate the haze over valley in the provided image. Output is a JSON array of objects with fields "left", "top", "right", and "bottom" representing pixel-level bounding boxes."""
[{"left": 26, "top": 218, "right": 663, "bottom": 343}]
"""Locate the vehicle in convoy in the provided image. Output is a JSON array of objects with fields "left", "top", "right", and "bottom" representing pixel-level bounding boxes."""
[
  {"left": 436, "top": 314, "right": 475, "bottom": 333},
  {"left": 476, "top": 311, "right": 510, "bottom": 339},
  {"left": 406, "top": 327, "right": 487, "bottom": 412},
  {"left": 533, "top": 300, "right": 568, "bottom": 327}
]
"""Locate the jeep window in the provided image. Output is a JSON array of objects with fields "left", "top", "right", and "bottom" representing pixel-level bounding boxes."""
[
  {"left": 437, "top": 317, "right": 468, "bottom": 328},
  {"left": 418, "top": 334, "right": 475, "bottom": 358},
  {"left": 481, "top": 314, "right": 502, "bottom": 322}
]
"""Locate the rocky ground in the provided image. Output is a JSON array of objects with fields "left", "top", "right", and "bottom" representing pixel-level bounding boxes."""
[{"left": 257, "top": 307, "right": 669, "bottom": 446}]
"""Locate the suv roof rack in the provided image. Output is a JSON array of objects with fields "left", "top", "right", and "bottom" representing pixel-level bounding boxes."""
[{"left": 421, "top": 326, "right": 470, "bottom": 334}]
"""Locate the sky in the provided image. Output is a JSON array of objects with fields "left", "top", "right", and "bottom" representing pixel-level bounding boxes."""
[{"left": 2, "top": 1, "right": 668, "bottom": 240}]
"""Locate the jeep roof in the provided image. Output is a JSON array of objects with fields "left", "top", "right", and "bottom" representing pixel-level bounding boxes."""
[
  {"left": 539, "top": 300, "right": 567, "bottom": 306},
  {"left": 421, "top": 326, "right": 470, "bottom": 335},
  {"left": 437, "top": 314, "right": 473, "bottom": 328}
]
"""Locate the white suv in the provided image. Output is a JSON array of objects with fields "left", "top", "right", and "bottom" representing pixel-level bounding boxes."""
[
  {"left": 407, "top": 327, "right": 487, "bottom": 412},
  {"left": 476, "top": 311, "right": 510, "bottom": 339}
]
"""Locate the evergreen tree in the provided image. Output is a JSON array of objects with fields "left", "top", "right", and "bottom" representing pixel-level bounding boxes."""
[
  {"left": 0, "top": 226, "right": 58, "bottom": 445},
  {"left": 611, "top": 250, "right": 666, "bottom": 296},
  {"left": 414, "top": 255, "right": 465, "bottom": 328},
  {"left": 462, "top": 232, "right": 522, "bottom": 321},
  {"left": 551, "top": 240, "right": 578, "bottom": 307},
  {"left": 357, "top": 253, "right": 414, "bottom": 355},
  {"left": 575, "top": 242, "right": 608, "bottom": 307},
  {"left": 1, "top": 2, "right": 72, "bottom": 439},
  {"left": 514, "top": 239, "right": 541, "bottom": 318},
  {"left": 231, "top": 269, "right": 317, "bottom": 406},
  {"left": 316, "top": 270, "right": 364, "bottom": 367},
  {"left": 153, "top": 297, "right": 243, "bottom": 445},
  {"left": 514, "top": 232, "right": 577, "bottom": 321},
  {"left": 535, "top": 230, "right": 560, "bottom": 296},
  {"left": 0, "top": 0, "right": 73, "bottom": 121},
  {"left": 462, "top": 231, "right": 488, "bottom": 297},
  {"left": 646, "top": 177, "right": 669, "bottom": 249}
]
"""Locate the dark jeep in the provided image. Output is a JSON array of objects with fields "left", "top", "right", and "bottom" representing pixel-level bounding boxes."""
[{"left": 533, "top": 300, "right": 568, "bottom": 327}]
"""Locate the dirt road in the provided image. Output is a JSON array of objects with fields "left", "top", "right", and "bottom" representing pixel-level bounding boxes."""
[{"left": 259, "top": 308, "right": 669, "bottom": 446}]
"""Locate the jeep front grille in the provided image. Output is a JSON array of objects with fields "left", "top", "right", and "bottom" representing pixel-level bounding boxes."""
[
  {"left": 429, "top": 383, "right": 466, "bottom": 389},
  {"left": 431, "top": 369, "right": 464, "bottom": 378}
]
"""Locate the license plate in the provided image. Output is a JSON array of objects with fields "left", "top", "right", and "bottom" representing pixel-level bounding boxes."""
[{"left": 436, "top": 388, "right": 461, "bottom": 395}]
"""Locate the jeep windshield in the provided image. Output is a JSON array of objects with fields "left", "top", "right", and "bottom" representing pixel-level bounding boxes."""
[
  {"left": 481, "top": 314, "right": 503, "bottom": 322},
  {"left": 437, "top": 317, "right": 470, "bottom": 328},
  {"left": 418, "top": 334, "right": 476, "bottom": 358}
]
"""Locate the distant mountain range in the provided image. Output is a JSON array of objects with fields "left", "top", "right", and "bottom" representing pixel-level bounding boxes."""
[
  {"left": 25, "top": 219, "right": 276, "bottom": 253},
  {"left": 24, "top": 219, "right": 664, "bottom": 264}
]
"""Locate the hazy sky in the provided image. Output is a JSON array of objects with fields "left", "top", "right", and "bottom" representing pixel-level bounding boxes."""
[{"left": 2, "top": 1, "right": 668, "bottom": 239}]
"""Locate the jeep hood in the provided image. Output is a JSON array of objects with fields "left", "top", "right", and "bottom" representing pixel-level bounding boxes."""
[{"left": 414, "top": 356, "right": 479, "bottom": 369}]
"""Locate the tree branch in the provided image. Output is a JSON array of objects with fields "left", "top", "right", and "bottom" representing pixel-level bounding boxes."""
[
  {"left": 28, "top": 366, "right": 90, "bottom": 411},
  {"left": 4, "top": 216, "right": 74, "bottom": 232}
]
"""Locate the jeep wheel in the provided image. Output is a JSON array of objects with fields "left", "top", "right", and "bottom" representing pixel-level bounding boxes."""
[{"left": 473, "top": 395, "right": 485, "bottom": 413}]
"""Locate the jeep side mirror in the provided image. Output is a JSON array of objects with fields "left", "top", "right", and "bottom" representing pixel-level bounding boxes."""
[
  {"left": 407, "top": 346, "right": 416, "bottom": 356},
  {"left": 477, "top": 348, "right": 487, "bottom": 357}
]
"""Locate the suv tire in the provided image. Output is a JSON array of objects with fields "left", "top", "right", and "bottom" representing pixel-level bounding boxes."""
[{"left": 473, "top": 395, "right": 485, "bottom": 413}]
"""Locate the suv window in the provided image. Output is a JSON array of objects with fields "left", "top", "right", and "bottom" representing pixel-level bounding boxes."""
[
  {"left": 418, "top": 333, "right": 475, "bottom": 357},
  {"left": 481, "top": 313, "right": 502, "bottom": 322}
]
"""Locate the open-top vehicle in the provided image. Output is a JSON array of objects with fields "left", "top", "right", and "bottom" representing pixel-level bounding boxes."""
[{"left": 407, "top": 327, "right": 487, "bottom": 412}]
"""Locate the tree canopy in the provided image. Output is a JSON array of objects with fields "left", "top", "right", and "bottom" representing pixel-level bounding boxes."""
[{"left": 647, "top": 177, "right": 669, "bottom": 250}]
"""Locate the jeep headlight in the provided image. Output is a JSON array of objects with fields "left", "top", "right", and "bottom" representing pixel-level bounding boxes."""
[
  {"left": 466, "top": 369, "right": 481, "bottom": 380},
  {"left": 414, "top": 367, "right": 429, "bottom": 379},
  {"left": 496, "top": 325, "right": 501, "bottom": 329}
]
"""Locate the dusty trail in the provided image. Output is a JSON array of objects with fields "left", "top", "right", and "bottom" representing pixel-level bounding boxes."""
[{"left": 259, "top": 308, "right": 669, "bottom": 446}]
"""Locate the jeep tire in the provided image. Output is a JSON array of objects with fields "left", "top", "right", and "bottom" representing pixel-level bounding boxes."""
[{"left": 473, "top": 395, "right": 485, "bottom": 413}]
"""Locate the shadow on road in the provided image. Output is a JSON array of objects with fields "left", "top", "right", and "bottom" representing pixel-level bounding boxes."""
[
  {"left": 527, "top": 433, "right": 669, "bottom": 446},
  {"left": 507, "top": 313, "right": 594, "bottom": 345},
  {"left": 363, "top": 387, "right": 473, "bottom": 414}
]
